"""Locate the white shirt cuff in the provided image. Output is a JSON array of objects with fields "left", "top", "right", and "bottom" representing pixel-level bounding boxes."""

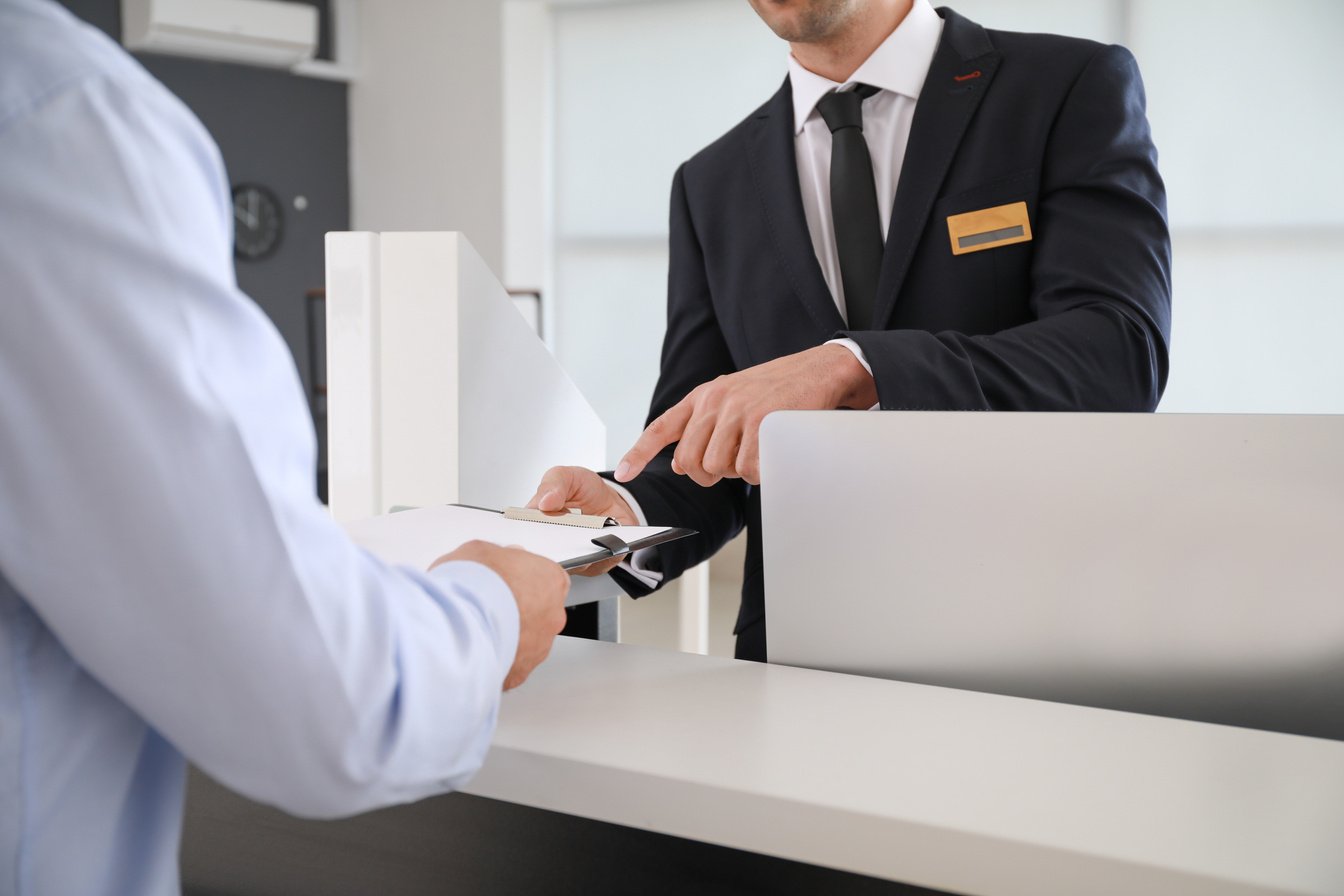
[
  {"left": 826, "top": 337, "right": 880, "bottom": 411},
  {"left": 605, "top": 479, "right": 664, "bottom": 587}
]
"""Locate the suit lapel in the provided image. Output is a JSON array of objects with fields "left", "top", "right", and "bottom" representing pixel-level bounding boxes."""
[
  {"left": 746, "top": 78, "right": 846, "bottom": 334},
  {"left": 871, "top": 10, "right": 1002, "bottom": 329}
]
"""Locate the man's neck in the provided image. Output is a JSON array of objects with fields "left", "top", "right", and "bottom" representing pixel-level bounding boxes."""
[{"left": 789, "top": 0, "right": 914, "bottom": 83}]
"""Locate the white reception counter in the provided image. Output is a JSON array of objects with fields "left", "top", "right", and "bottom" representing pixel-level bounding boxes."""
[{"left": 465, "top": 637, "right": 1344, "bottom": 896}]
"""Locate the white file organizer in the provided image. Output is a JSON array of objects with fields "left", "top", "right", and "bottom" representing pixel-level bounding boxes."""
[
  {"left": 325, "top": 231, "right": 605, "bottom": 521},
  {"left": 325, "top": 233, "right": 622, "bottom": 612}
]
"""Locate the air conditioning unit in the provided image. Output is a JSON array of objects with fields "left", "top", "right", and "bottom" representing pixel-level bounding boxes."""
[{"left": 122, "top": 0, "right": 319, "bottom": 69}]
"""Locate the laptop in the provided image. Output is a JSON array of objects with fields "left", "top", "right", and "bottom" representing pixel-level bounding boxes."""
[{"left": 760, "top": 411, "right": 1344, "bottom": 740}]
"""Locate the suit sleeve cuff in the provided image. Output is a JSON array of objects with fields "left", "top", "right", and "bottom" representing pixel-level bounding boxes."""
[
  {"left": 826, "top": 338, "right": 880, "bottom": 411},
  {"left": 604, "top": 480, "right": 664, "bottom": 588}
]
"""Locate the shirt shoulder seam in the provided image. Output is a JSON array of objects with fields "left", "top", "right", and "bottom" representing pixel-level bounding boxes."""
[{"left": 0, "top": 65, "right": 106, "bottom": 141}]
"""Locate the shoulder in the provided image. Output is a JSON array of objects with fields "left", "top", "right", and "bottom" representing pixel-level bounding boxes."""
[
  {"left": 987, "top": 26, "right": 1107, "bottom": 62},
  {"left": 933, "top": 8, "right": 1145, "bottom": 115},
  {"left": 930, "top": 6, "right": 1139, "bottom": 86},
  {"left": 988, "top": 27, "right": 1144, "bottom": 112},
  {"left": 0, "top": 2, "right": 229, "bottom": 268},
  {"left": 970, "top": 12, "right": 1139, "bottom": 85},
  {"left": 0, "top": 0, "right": 194, "bottom": 141},
  {"left": 676, "top": 80, "right": 784, "bottom": 193}
]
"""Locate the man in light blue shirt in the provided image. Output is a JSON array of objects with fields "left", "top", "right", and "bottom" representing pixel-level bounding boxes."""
[{"left": 0, "top": 2, "right": 571, "bottom": 893}]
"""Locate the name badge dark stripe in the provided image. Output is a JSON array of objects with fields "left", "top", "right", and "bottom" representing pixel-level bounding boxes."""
[
  {"left": 958, "top": 225, "right": 1025, "bottom": 249},
  {"left": 946, "top": 201, "right": 1033, "bottom": 256}
]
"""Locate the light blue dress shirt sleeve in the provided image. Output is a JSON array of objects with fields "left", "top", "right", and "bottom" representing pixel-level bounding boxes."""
[{"left": 0, "top": 6, "right": 519, "bottom": 892}]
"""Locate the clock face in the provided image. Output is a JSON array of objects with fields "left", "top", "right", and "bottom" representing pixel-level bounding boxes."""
[{"left": 231, "top": 183, "right": 283, "bottom": 261}]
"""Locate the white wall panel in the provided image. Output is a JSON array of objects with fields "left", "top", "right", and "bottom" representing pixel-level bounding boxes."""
[
  {"left": 351, "top": 1, "right": 505, "bottom": 273},
  {"left": 504, "top": 0, "right": 549, "bottom": 290},
  {"left": 553, "top": 0, "right": 783, "bottom": 239},
  {"left": 1130, "top": 0, "right": 1344, "bottom": 230},
  {"left": 553, "top": 245, "right": 670, "bottom": 462},
  {"left": 1159, "top": 232, "right": 1344, "bottom": 414}
]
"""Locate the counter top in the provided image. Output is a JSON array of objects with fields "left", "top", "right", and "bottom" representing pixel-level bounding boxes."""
[{"left": 464, "top": 637, "right": 1344, "bottom": 896}]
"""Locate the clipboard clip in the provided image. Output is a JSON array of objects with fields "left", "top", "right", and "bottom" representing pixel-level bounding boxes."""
[
  {"left": 502, "top": 506, "right": 617, "bottom": 529},
  {"left": 590, "top": 533, "right": 633, "bottom": 558}
]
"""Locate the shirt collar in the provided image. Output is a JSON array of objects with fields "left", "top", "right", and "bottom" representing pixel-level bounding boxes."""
[{"left": 787, "top": 0, "right": 944, "bottom": 135}]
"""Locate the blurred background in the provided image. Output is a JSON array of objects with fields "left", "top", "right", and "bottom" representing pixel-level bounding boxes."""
[{"left": 59, "top": 0, "right": 1344, "bottom": 654}]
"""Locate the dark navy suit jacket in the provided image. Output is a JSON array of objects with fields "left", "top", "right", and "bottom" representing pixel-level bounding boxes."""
[{"left": 609, "top": 8, "right": 1172, "bottom": 660}]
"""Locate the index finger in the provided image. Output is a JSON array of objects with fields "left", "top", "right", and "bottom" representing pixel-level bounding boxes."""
[{"left": 615, "top": 400, "right": 694, "bottom": 482}]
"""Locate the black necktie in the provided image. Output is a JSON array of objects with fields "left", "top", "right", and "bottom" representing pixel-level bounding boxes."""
[{"left": 816, "top": 84, "right": 882, "bottom": 330}]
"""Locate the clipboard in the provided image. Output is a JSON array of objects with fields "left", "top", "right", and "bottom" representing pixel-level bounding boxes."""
[{"left": 341, "top": 503, "right": 696, "bottom": 571}]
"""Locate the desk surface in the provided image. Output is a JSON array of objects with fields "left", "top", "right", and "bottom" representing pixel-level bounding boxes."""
[{"left": 464, "top": 637, "right": 1344, "bottom": 896}]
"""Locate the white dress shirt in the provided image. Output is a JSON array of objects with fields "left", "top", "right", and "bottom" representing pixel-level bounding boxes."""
[
  {"left": 614, "top": 0, "right": 943, "bottom": 582},
  {"left": 0, "top": 3, "right": 518, "bottom": 893},
  {"left": 793, "top": 0, "right": 944, "bottom": 323}
]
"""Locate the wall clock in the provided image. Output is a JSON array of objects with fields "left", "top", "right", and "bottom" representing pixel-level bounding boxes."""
[{"left": 231, "top": 183, "right": 283, "bottom": 261}]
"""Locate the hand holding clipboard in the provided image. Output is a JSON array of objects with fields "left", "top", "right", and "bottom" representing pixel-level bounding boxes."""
[{"left": 342, "top": 504, "right": 694, "bottom": 573}]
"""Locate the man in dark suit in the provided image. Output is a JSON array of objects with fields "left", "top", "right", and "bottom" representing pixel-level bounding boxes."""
[{"left": 528, "top": 0, "right": 1171, "bottom": 661}]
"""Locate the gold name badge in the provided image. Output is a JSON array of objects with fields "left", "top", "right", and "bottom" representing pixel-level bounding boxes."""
[{"left": 947, "top": 201, "right": 1033, "bottom": 256}]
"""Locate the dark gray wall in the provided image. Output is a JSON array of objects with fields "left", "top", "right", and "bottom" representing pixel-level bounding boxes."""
[{"left": 57, "top": 0, "right": 348, "bottom": 488}]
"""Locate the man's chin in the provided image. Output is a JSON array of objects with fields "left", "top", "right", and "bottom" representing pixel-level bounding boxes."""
[{"left": 748, "top": 0, "right": 853, "bottom": 45}]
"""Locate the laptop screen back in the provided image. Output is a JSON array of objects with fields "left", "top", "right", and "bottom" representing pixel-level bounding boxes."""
[{"left": 760, "top": 411, "right": 1344, "bottom": 739}]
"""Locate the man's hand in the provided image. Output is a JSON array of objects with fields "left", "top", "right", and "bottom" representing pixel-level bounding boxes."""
[
  {"left": 524, "top": 466, "right": 639, "bottom": 577},
  {"left": 614, "top": 344, "right": 876, "bottom": 487},
  {"left": 430, "top": 541, "right": 570, "bottom": 690}
]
